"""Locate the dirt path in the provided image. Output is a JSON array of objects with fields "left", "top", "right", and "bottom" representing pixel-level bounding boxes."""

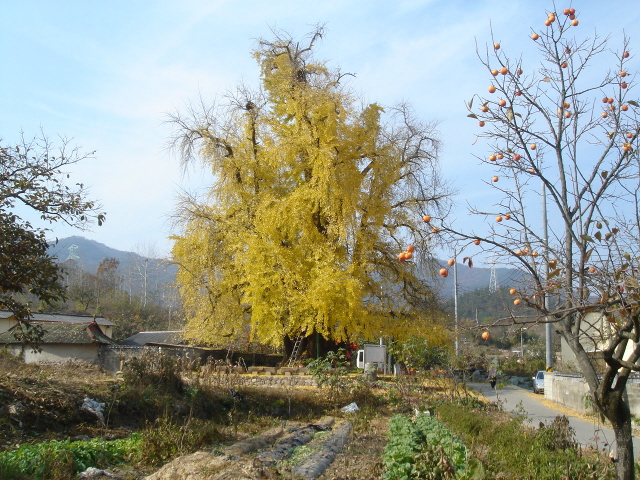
[
  {"left": 317, "top": 416, "right": 388, "bottom": 480},
  {"left": 143, "top": 414, "right": 390, "bottom": 480}
]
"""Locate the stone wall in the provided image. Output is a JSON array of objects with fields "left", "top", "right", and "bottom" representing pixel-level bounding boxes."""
[
  {"left": 235, "top": 374, "right": 317, "bottom": 388},
  {"left": 627, "top": 382, "right": 640, "bottom": 413},
  {"left": 199, "top": 364, "right": 317, "bottom": 387},
  {"left": 198, "top": 372, "right": 317, "bottom": 388},
  {"left": 546, "top": 372, "right": 640, "bottom": 416},
  {"left": 545, "top": 372, "right": 591, "bottom": 414}
]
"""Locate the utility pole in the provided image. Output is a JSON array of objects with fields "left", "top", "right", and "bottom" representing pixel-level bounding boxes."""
[
  {"left": 453, "top": 248, "right": 459, "bottom": 357},
  {"left": 543, "top": 182, "right": 553, "bottom": 369}
]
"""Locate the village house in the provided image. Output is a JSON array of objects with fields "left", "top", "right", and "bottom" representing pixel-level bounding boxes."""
[{"left": 0, "top": 310, "right": 117, "bottom": 364}]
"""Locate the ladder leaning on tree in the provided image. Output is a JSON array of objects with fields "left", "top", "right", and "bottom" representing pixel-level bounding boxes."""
[
  {"left": 287, "top": 336, "right": 304, "bottom": 367},
  {"left": 226, "top": 340, "right": 237, "bottom": 364}
]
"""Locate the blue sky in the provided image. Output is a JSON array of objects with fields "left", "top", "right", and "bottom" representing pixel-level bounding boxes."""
[{"left": 2, "top": 0, "right": 638, "bottom": 262}]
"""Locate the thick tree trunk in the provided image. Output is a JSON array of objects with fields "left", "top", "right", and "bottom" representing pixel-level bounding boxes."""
[
  {"left": 282, "top": 333, "right": 344, "bottom": 362},
  {"left": 564, "top": 327, "right": 635, "bottom": 479},
  {"left": 612, "top": 405, "right": 634, "bottom": 480},
  {"left": 282, "top": 336, "right": 294, "bottom": 362}
]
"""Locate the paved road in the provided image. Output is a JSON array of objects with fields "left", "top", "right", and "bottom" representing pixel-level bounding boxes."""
[{"left": 469, "top": 382, "right": 640, "bottom": 458}]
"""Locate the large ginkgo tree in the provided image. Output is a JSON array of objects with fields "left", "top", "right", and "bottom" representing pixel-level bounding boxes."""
[{"left": 169, "top": 28, "right": 451, "bottom": 356}]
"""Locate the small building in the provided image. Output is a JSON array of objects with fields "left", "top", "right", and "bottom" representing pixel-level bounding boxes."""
[
  {"left": 561, "top": 311, "right": 634, "bottom": 368},
  {"left": 0, "top": 320, "right": 117, "bottom": 364}
]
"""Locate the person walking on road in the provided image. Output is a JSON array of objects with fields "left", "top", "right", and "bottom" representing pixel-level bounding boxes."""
[{"left": 487, "top": 359, "right": 498, "bottom": 389}]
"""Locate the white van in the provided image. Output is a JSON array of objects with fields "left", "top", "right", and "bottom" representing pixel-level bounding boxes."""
[{"left": 533, "top": 370, "right": 545, "bottom": 394}]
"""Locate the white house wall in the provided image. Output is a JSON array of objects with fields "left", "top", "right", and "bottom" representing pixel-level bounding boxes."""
[
  {"left": 8, "top": 344, "right": 100, "bottom": 364},
  {"left": 561, "top": 311, "right": 635, "bottom": 366},
  {"left": 0, "top": 318, "right": 17, "bottom": 334}
]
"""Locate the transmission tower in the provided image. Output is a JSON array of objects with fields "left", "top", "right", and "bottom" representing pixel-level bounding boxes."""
[
  {"left": 66, "top": 244, "right": 79, "bottom": 261},
  {"left": 489, "top": 259, "right": 498, "bottom": 293}
]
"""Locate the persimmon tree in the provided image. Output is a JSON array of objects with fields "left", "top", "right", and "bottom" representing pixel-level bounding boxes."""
[
  {"left": 0, "top": 134, "right": 104, "bottom": 342},
  {"left": 169, "top": 28, "right": 451, "bottom": 357},
  {"left": 438, "top": 7, "right": 639, "bottom": 478}
]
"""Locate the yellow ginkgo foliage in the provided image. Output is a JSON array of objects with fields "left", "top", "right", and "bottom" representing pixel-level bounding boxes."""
[{"left": 169, "top": 28, "right": 450, "bottom": 352}]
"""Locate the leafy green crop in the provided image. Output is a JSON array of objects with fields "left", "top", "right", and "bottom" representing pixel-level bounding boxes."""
[
  {"left": 383, "top": 413, "right": 468, "bottom": 480},
  {"left": 0, "top": 434, "right": 141, "bottom": 480}
]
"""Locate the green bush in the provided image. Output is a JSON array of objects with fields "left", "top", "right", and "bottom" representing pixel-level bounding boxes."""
[
  {"left": 306, "top": 349, "right": 352, "bottom": 402},
  {"left": 0, "top": 434, "right": 140, "bottom": 480},
  {"left": 390, "top": 338, "right": 449, "bottom": 371},
  {"left": 500, "top": 354, "right": 546, "bottom": 377},
  {"left": 438, "top": 403, "right": 490, "bottom": 440},
  {"left": 121, "top": 349, "right": 185, "bottom": 393}
]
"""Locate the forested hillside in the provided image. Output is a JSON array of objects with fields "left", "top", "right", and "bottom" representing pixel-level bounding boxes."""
[
  {"left": 434, "top": 260, "right": 525, "bottom": 299},
  {"left": 42, "top": 237, "right": 529, "bottom": 343},
  {"left": 47, "top": 236, "right": 177, "bottom": 291},
  {"left": 442, "top": 286, "right": 537, "bottom": 323},
  {"left": 42, "top": 236, "right": 182, "bottom": 342}
]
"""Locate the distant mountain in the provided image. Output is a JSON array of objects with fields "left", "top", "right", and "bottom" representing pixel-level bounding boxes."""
[
  {"left": 47, "top": 236, "right": 147, "bottom": 272},
  {"left": 433, "top": 259, "right": 525, "bottom": 299},
  {"left": 47, "top": 236, "right": 177, "bottom": 290},
  {"left": 443, "top": 285, "right": 537, "bottom": 323},
  {"left": 45, "top": 237, "right": 522, "bottom": 300}
]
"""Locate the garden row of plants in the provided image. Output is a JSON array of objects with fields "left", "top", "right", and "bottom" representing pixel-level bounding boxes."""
[
  {"left": 0, "top": 434, "right": 140, "bottom": 480},
  {"left": 0, "top": 398, "right": 296, "bottom": 480},
  {"left": 381, "top": 396, "right": 618, "bottom": 480},
  {"left": 382, "top": 413, "right": 476, "bottom": 479},
  {"left": 305, "top": 349, "right": 621, "bottom": 479}
]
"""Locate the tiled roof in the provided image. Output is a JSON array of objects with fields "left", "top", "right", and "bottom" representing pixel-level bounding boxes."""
[
  {"left": 0, "top": 310, "right": 115, "bottom": 326},
  {"left": 120, "top": 331, "right": 185, "bottom": 346},
  {"left": 0, "top": 322, "right": 117, "bottom": 345}
]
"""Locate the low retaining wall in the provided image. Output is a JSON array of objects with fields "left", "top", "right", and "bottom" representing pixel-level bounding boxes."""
[
  {"left": 238, "top": 374, "right": 317, "bottom": 388},
  {"left": 201, "top": 365, "right": 309, "bottom": 375},
  {"left": 546, "top": 372, "right": 640, "bottom": 416},
  {"left": 545, "top": 372, "right": 592, "bottom": 414},
  {"left": 201, "top": 372, "right": 318, "bottom": 388}
]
